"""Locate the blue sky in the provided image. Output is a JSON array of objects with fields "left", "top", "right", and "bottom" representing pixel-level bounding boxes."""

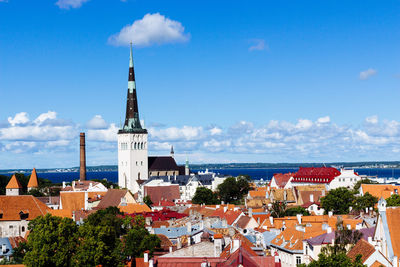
[{"left": 0, "top": 0, "right": 399, "bottom": 168}]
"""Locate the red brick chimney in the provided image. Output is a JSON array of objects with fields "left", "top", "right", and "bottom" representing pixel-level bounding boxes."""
[{"left": 80, "top": 132, "right": 86, "bottom": 181}]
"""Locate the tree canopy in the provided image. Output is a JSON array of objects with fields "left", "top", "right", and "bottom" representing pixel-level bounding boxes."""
[
  {"left": 192, "top": 187, "right": 219, "bottom": 205},
  {"left": 284, "top": 206, "right": 310, "bottom": 216},
  {"left": 321, "top": 187, "right": 356, "bottom": 215},
  {"left": 217, "top": 176, "right": 251, "bottom": 204},
  {"left": 270, "top": 200, "right": 287, "bottom": 218},
  {"left": 352, "top": 192, "right": 378, "bottom": 212},
  {"left": 23, "top": 214, "right": 79, "bottom": 267},
  {"left": 17, "top": 207, "right": 160, "bottom": 267},
  {"left": 386, "top": 194, "right": 400, "bottom": 206}
]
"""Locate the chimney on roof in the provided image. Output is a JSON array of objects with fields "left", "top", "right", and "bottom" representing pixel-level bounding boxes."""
[
  {"left": 223, "top": 206, "right": 228, "bottom": 213},
  {"left": 269, "top": 216, "right": 274, "bottom": 226},
  {"left": 187, "top": 221, "right": 192, "bottom": 235},
  {"left": 214, "top": 234, "right": 223, "bottom": 257},
  {"left": 328, "top": 211, "right": 333, "bottom": 217},
  {"left": 144, "top": 250, "right": 149, "bottom": 262},
  {"left": 248, "top": 208, "right": 253, "bottom": 218},
  {"left": 79, "top": 132, "right": 86, "bottom": 181},
  {"left": 310, "top": 194, "right": 314, "bottom": 203}
]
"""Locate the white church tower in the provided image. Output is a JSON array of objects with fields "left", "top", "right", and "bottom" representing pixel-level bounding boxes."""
[{"left": 118, "top": 44, "right": 148, "bottom": 194}]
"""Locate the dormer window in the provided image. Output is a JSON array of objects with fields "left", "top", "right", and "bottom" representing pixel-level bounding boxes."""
[{"left": 19, "top": 210, "right": 29, "bottom": 220}]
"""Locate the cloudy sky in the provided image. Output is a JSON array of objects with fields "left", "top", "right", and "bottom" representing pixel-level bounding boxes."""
[{"left": 1, "top": 0, "right": 399, "bottom": 169}]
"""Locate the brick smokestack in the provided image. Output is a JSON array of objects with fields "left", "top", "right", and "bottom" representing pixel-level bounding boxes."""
[{"left": 80, "top": 132, "right": 86, "bottom": 181}]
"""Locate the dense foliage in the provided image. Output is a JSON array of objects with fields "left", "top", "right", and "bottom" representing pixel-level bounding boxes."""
[
  {"left": 299, "top": 252, "right": 365, "bottom": 267},
  {"left": 14, "top": 207, "right": 160, "bottom": 267},
  {"left": 192, "top": 187, "right": 219, "bottom": 205},
  {"left": 352, "top": 192, "right": 378, "bottom": 212},
  {"left": 270, "top": 200, "right": 287, "bottom": 218},
  {"left": 386, "top": 194, "right": 400, "bottom": 206},
  {"left": 321, "top": 187, "right": 356, "bottom": 214},
  {"left": 284, "top": 206, "right": 310, "bottom": 216},
  {"left": 217, "top": 176, "right": 252, "bottom": 204},
  {"left": 321, "top": 187, "right": 378, "bottom": 215}
]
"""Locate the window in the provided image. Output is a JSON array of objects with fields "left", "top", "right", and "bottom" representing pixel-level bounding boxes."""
[
  {"left": 141, "top": 161, "right": 143, "bottom": 166},
  {"left": 296, "top": 256, "right": 301, "bottom": 265},
  {"left": 22, "top": 226, "right": 25, "bottom": 232}
]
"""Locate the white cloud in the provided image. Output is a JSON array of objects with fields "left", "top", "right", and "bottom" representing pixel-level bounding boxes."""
[
  {"left": 149, "top": 126, "right": 204, "bottom": 141},
  {"left": 108, "top": 13, "right": 190, "bottom": 47},
  {"left": 249, "top": 39, "right": 268, "bottom": 51},
  {"left": 359, "top": 68, "right": 377, "bottom": 80},
  {"left": 56, "top": 0, "right": 89, "bottom": 9},
  {"left": 3, "top": 110, "right": 400, "bottom": 167},
  {"left": 87, "top": 123, "right": 119, "bottom": 142},
  {"left": 209, "top": 127, "right": 222, "bottom": 136},
  {"left": 8, "top": 112, "right": 29, "bottom": 126},
  {"left": 33, "top": 111, "right": 57, "bottom": 125},
  {"left": 86, "top": 115, "right": 108, "bottom": 129},
  {"left": 366, "top": 115, "right": 378, "bottom": 124},
  {"left": 317, "top": 116, "right": 330, "bottom": 124},
  {"left": 296, "top": 119, "right": 313, "bottom": 130}
]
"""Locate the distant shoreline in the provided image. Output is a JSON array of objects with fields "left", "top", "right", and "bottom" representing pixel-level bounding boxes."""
[{"left": 1, "top": 161, "right": 400, "bottom": 174}]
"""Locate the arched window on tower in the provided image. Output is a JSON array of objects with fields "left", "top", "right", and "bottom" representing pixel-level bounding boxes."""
[
  {"left": 134, "top": 142, "right": 137, "bottom": 150},
  {"left": 138, "top": 172, "right": 141, "bottom": 180}
]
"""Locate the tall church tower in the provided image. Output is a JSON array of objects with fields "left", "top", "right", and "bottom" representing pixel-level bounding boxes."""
[{"left": 118, "top": 44, "right": 148, "bottom": 194}]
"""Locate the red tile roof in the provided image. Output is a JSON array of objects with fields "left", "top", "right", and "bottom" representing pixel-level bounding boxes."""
[
  {"left": 347, "top": 239, "right": 376, "bottom": 263},
  {"left": 271, "top": 173, "right": 293, "bottom": 188},
  {"left": 0, "top": 195, "right": 50, "bottom": 221},
  {"left": 292, "top": 167, "right": 340, "bottom": 184},
  {"left": 6, "top": 175, "right": 22, "bottom": 189},
  {"left": 144, "top": 185, "right": 180, "bottom": 204},
  {"left": 60, "top": 192, "right": 85, "bottom": 211},
  {"left": 27, "top": 168, "right": 39, "bottom": 188}
]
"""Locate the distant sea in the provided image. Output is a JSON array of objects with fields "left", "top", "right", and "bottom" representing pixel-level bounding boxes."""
[{"left": 2, "top": 168, "right": 400, "bottom": 184}]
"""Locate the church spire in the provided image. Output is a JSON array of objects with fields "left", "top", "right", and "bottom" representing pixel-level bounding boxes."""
[{"left": 119, "top": 43, "right": 147, "bottom": 134}]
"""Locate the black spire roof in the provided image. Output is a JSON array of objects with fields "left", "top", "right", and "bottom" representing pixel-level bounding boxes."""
[{"left": 119, "top": 44, "right": 147, "bottom": 134}]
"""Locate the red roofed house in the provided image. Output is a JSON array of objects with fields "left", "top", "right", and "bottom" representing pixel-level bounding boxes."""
[
  {"left": 0, "top": 195, "right": 50, "bottom": 237},
  {"left": 347, "top": 239, "right": 392, "bottom": 267},
  {"left": 143, "top": 183, "right": 180, "bottom": 204},
  {"left": 6, "top": 175, "right": 22, "bottom": 196},
  {"left": 270, "top": 173, "right": 294, "bottom": 189},
  {"left": 290, "top": 167, "right": 360, "bottom": 190}
]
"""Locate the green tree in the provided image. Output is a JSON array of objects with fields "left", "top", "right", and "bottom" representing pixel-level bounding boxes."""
[
  {"left": 143, "top": 195, "right": 153, "bottom": 208},
  {"left": 284, "top": 206, "right": 310, "bottom": 216},
  {"left": 217, "top": 176, "right": 251, "bottom": 204},
  {"left": 298, "top": 252, "right": 365, "bottom": 267},
  {"left": 321, "top": 187, "right": 356, "bottom": 215},
  {"left": 23, "top": 214, "right": 78, "bottom": 267},
  {"left": 386, "top": 194, "right": 400, "bottom": 206},
  {"left": 192, "top": 187, "right": 219, "bottom": 205},
  {"left": 353, "top": 192, "right": 378, "bottom": 212},
  {"left": 122, "top": 216, "right": 161, "bottom": 261},
  {"left": 270, "top": 201, "right": 287, "bottom": 218},
  {"left": 73, "top": 223, "right": 123, "bottom": 266},
  {"left": 72, "top": 207, "right": 125, "bottom": 266}
]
